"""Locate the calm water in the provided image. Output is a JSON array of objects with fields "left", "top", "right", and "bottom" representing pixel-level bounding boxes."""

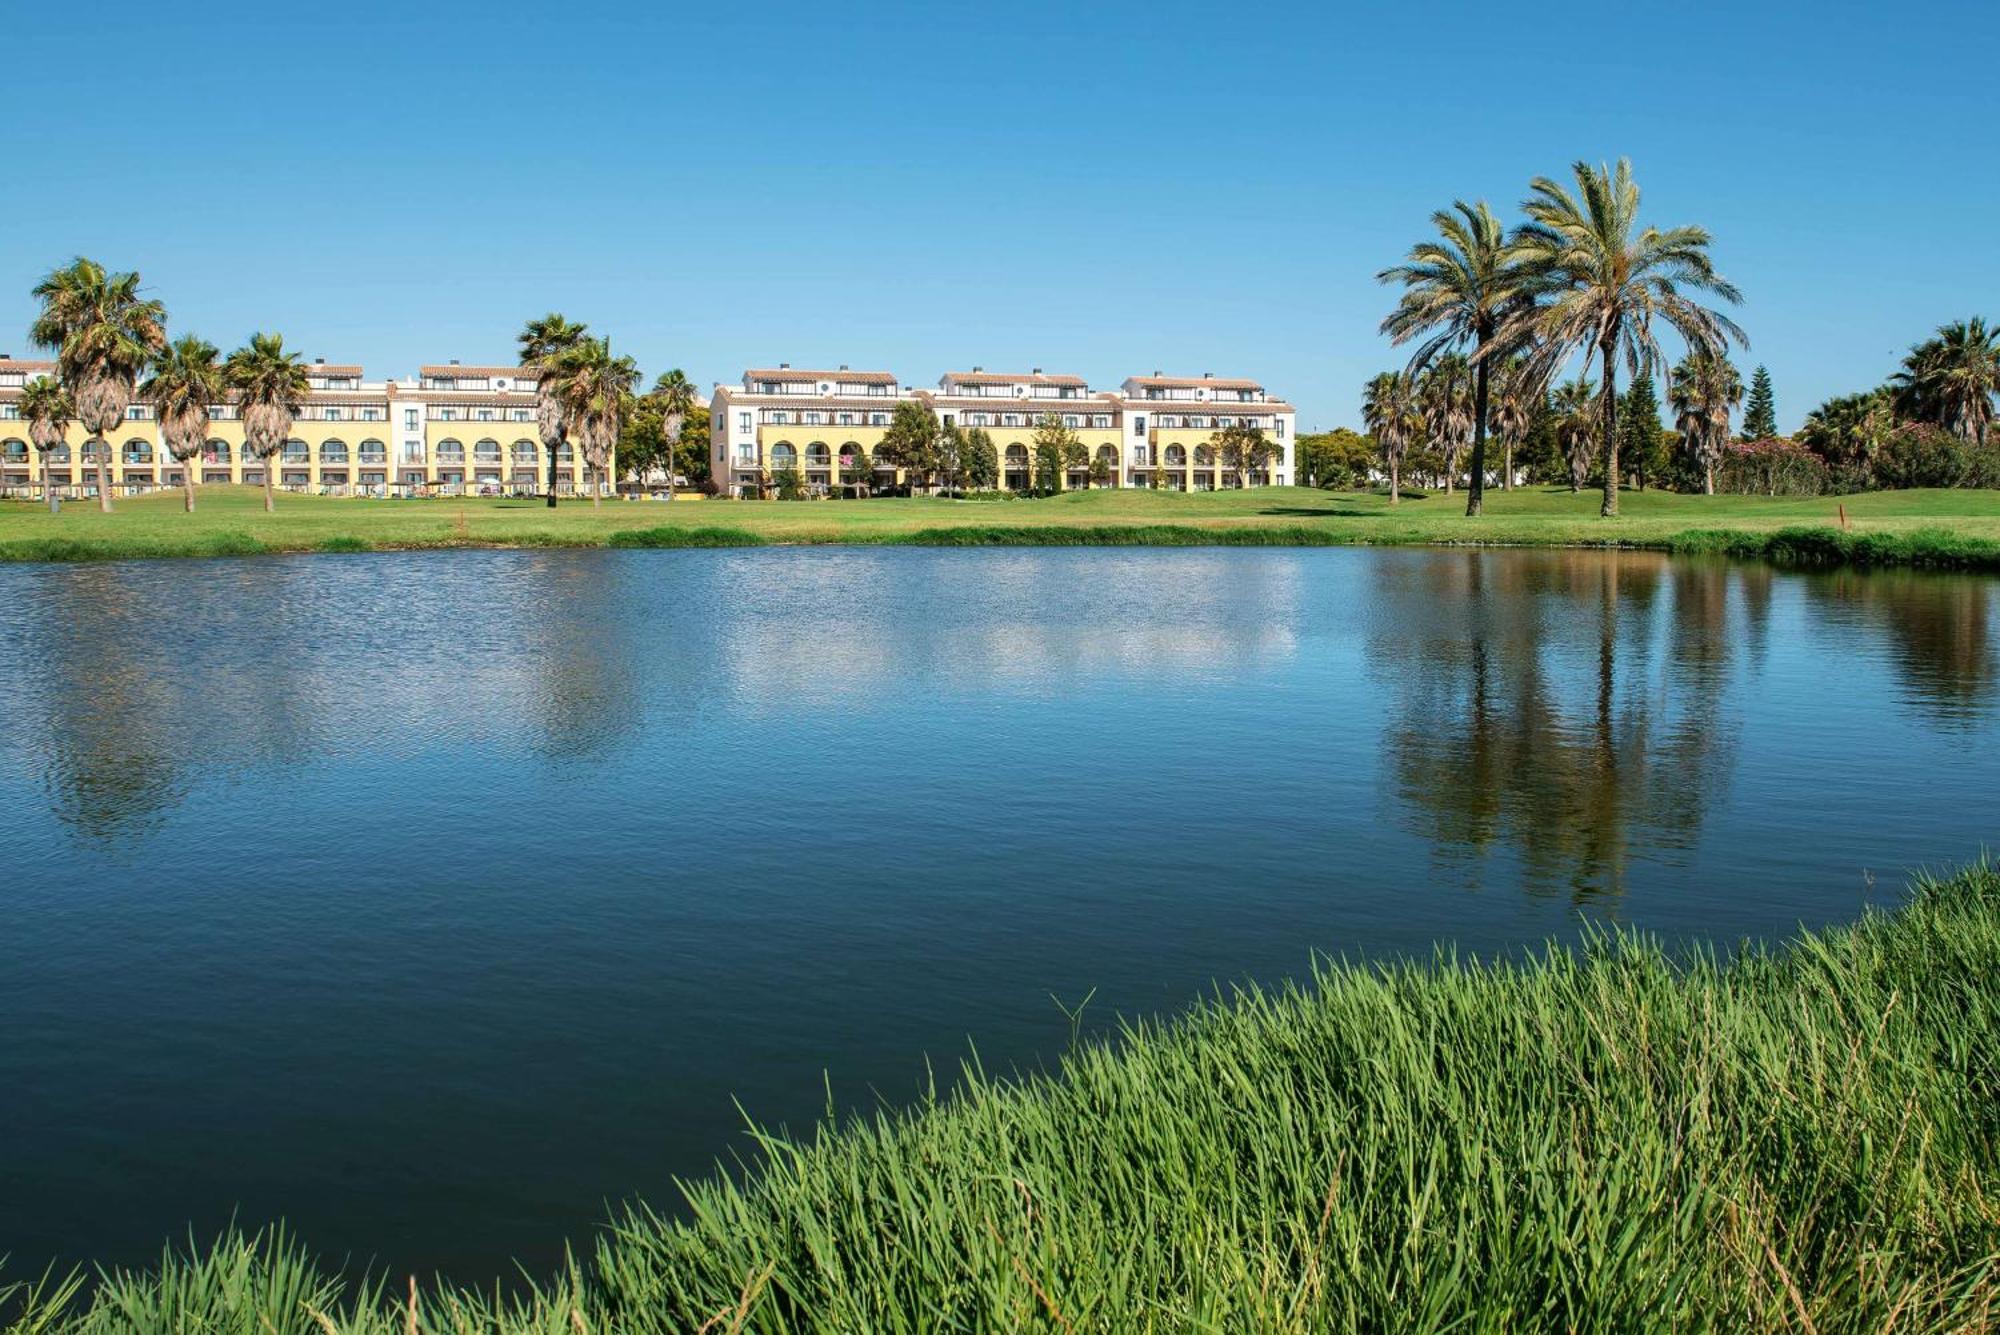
[{"left": 2, "top": 547, "right": 1996, "bottom": 1280}]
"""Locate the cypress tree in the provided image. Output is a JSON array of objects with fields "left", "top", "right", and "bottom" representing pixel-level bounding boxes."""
[
  {"left": 1743, "top": 365, "right": 1777, "bottom": 439},
  {"left": 1619, "top": 374, "right": 1663, "bottom": 490}
]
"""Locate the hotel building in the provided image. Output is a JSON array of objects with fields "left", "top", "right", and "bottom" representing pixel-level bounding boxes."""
[
  {"left": 710, "top": 366, "right": 1295, "bottom": 496},
  {"left": 0, "top": 356, "right": 589, "bottom": 498}
]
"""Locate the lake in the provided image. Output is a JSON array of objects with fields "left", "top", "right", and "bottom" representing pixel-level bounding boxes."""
[{"left": 1, "top": 546, "right": 1995, "bottom": 1282}]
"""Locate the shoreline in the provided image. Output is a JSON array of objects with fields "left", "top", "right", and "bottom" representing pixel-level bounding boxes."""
[
  {"left": 10, "top": 860, "right": 1997, "bottom": 1330},
  {"left": 4, "top": 519, "right": 1999, "bottom": 574}
]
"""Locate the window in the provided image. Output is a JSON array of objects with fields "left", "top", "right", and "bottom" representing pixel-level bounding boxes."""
[
  {"left": 126, "top": 406, "right": 146, "bottom": 420},
  {"left": 1133, "top": 415, "right": 1146, "bottom": 435},
  {"left": 358, "top": 439, "right": 387, "bottom": 464},
  {"left": 1274, "top": 419, "right": 1285, "bottom": 438},
  {"left": 0, "top": 406, "right": 17, "bottom": 420},
  {"left": 1092, "top": 414, "right": 1110, "bottom": 429},
  {"left": 476, "top": 408, "right": 495, "bottom": 421},
  {"left": 436, "top": 438, "right": 466, "bottom": 464},
  {"left": 737, "top": 412, "right": 751, "bottom": 433},
  {"left": 1063, "top": 415, "right": 1079, "bottom": 427},
  {"left": 769, "top": 411, "right": 791, "bottom": 424},
  {"left": 404, "top": 408, "right": 419, "bottom": 430},
  {"left": 474, "top": 438, "right": 502, "bottom": 463},
  {"left": 362, "top": 407, "right": 383, "bottom": 421},
  {"left": 837, "top": 412, "right": 854, "bottom": 425},
  {"left": 509, "top": 408, "right": 532, "bottom": 421},
  {"left": 437, "top": 407, "right": 459, "bottom": 421},
  {"left": 320, "top": 439, "right": 350, "bottom": 464},
  {"left": 323, "top": 407, "right": 343, "bottom": 421},
  {"left": 869, "top": 412, "right": 887, "bottom": 426},
  {"left": 400, "top": 439, "right": 425, "bottom": 463},
  {"left": 803, "top": 411, "right": 823, "bottom": 425},
  {"left": 1002, "top": 414, "right": 1021, "bottom": 427}
]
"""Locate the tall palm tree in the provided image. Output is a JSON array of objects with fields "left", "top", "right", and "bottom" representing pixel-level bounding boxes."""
[
  {"left": 549, "top": 336, "right": 640, "bottom": 508},
  {"left": 1552, "top": 378, "right": 1598, "bottom": 493},
  {"left": 28, "top": 257, "right": 168, "bottom": 513},
  {"left": 1362, "top": 371, "right": 1418, "bottom": 505},
  {"left": 1378, "top": 200, "right": 1527, "bottom": 517},
  {"left": 140, "top": 335, "right": 225, "bottom": 513},
  {"left": 20, "top": 376, "right": 72, "bottom": 515},
  {"left": 648, "top": 367, "right": 698, "bottom": 501},
  {"left": 1502, "top": 160, "right": 1744, "bottom": 517},
  {"left": 225, "top": 333, "right": 310, "bottom": 513},
  {"left": 1891, "top": 318, "right": 2000, "bottom": 444},
  {"left": 1667, "top": 352, "right": 1744, "bottom": 495},
  {"left": 1419, "top": 353, "right": 1474, "bottom": 494},
  {"left": 518, "top": 314, "right": 590, "bottom": 508}
]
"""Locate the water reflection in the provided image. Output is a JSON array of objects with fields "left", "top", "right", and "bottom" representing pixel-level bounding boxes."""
[
  {"left": 1801, "top": 568, "right": 1997, "bottom": 725},
  {"left": 1372, "top": 551, "right": 1740, "bottom": 902}
]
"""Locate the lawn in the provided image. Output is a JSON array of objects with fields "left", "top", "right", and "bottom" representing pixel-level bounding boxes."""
[
  {"left": 4, "top": 484, "right": 2000, "bottom": 566},
  {"left": 9, "top": 863, "right": 1998, "bottom": 1331}
]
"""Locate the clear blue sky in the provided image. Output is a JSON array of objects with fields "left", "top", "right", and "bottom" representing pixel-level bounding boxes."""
[{"left": 5, "top": 0, "right": 1993, "bottom": 432}]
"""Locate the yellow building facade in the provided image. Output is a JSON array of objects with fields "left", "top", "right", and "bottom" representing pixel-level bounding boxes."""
[
  {"left": 0, "top": 357, "right": 597, "bottom": 499},
  {"left": 708, "top": 366, "right": 1295, "bottom": 497}
]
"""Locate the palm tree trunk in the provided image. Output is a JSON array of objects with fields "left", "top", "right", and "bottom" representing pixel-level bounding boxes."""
[
  {"left": 183, "top": 464, "right": 196, "bottom": 513},
  {"left": 1599, "top": 339, "right": 1621, "bottom": 518},
  {"left": 98, "top": 452, "right": 114, "bottom": 513},
  {"left": 1389, "top": 456, "right": 1400, "bottom": 506},
  {"left": 591, "top": 465, "right": 602, "bottom": 508},
  {"left": 1704, "top": 463, "right": 1715, "bottom": 496},
  {"left": 1466, "top": 343, "right": 1490, "bottom": 517},
  {"left": 263, "top": 457, "right": 276, "bottom": 512},
  {"left": 44, "top": 455, "right": 58, "bottom": 515},
  {"left": 1503, "top": 438, "right": 1514, "bottom": 491},
  {"left": 547, "top": 444, "right": 560, "bottom": 509}
]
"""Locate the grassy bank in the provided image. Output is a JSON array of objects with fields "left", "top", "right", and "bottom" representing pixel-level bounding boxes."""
[
  {"left": 8, "top": 864, "right": 1999, "bottom": 1332},
  {"left": 4, "top": 485, "right": 2000, "bottom": 571}
]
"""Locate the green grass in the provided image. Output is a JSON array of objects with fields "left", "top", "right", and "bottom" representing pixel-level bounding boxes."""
[
  {"left": 6, "top": 484, "right": 2000, "bottom": 570},
  {"left": 8, "top": 863, "right": 1999, "bottom": 1332}
]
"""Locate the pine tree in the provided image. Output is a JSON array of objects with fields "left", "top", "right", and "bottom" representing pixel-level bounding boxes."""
[
  {"left": 1619, "top": 374, "right": 1664, "bottom": 490},
  {"left": 1743, "top": 365, "right": 1777, "bottom": 439}
]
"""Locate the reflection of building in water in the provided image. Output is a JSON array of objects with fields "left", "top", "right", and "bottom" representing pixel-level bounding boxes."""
[
  {"left": 709, "top": 550, "right": 1304, "bottom": 711},
  {"left": 0, "top": 554, "right": 647, "bottom": 838},
  {"left": 1370, "top": 550, "right": 1746, "bottom": 903}
]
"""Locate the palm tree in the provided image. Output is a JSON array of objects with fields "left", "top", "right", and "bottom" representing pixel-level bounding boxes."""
[
  {"left": 647, "top": 367, "right": 698, "bottom": 501},
  {"left": 1799, "top": 390, "right": 1895, "bottom": 478},
  {"left": 1891, "top": 318, "right": 2000, "bottom": 444},
  {"left": 20, "top": 376, "right": 72, "bottom": 515},
  {"left": 1419, "top": 353, "right": 1474, "bottom": 494},
  {"left": 1552, "top": 378, "right": 1597, "bottom": 492},
  {"left": 1361, "top": 371, "right": 1418, "bottom": 505},
  {"left": 224, "top": 333, "right": 310, "bottom": 513},
  {"left": 28, "top": 257, "right": 168, "bottom": 513},
  {"left": 1488, "top": 356, "right": 1546, "bottom": 492},
  {"left": 518, "top": 314, "right": 590, "bottom": 508},
  {"left": 140, "top": 335, "right": 225, "bottom": 513},
  {"left": 1667, "top": 352, "right": 1744, "bottom": 495},
  {"left": 1502, "top": 160, "right": 1744, "bottom": 517},
  {"left": 549, "top": 336, "right": 640, "bottom": 508},
  {"left": 1378, "top": 200, "right": 1527, "bottom": 517}
]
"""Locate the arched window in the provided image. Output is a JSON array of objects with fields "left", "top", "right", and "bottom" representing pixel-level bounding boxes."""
[
  {"left": 2, "top": 438, "right": 27, "bottom": 462},
  {"left": 804, "top": 442, "right": 831, "bottom": 466},
  {"left": 511, "top": 439, "right": 537, "bottom": 463},
  {"left": 1095, "top": 443, "right": 1117, "bottom": 465},
  {"left": 202, "top": 439, "right": 231, "bottom": 465},
  {"left": 838, "top": 443, "right": 865, "bottom": 473},
  {"left": 1004, "top": 444, "right": 1028, "bottom": 465},
  {"left": 770, "top": 441, "right": 798, "bottom": 468},
  {"left": 320, "top": 438, "right": 350, "bottom": 464},
  {"left": 1195, "top": 444, "right": 1216, "bottom": 466},
  {"left": 557, "top": 442, "right": 573, "bottom": 462},
  {"left": 436, "top": 438, "right": 466, "bottom": 464},
  {"left": 473, "top": 438, "right": 502, "bottom": 464},
  {"left": 123, "top": 438, "right": 155, "bottom": 464},
  {"left": 281, "top": 439, "right": 309, "bottom": 463},
  {"left": 357, "top": 439, "right": 387, "bottom": 464},
  {"left": 51, "top": 445, "right": 72, "bottom": 464},
  {"left": 1165, "top": 444, "right": 1186, "bottom": 466},
  {"left": 81, "top": 438, "right": 109, "bottom": 461}
]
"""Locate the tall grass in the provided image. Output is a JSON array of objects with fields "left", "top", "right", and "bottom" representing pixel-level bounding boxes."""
[{"left": 8, "top": 864, "right": 2000, "bottom": 1332}]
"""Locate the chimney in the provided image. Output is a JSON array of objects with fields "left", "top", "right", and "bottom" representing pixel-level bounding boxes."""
[
  {"left": 1203, "top": 371, "right": 1213, "bottom": 379},
  {"left": 838, "top": 363, "right": 848, "bottom": 370},
  {"left": 450, "top": 358, "right": 460, "bottom": 366},
  {"left": 314, "top": 357, "right": 326, "bottom": 365},
  {"left": 779, "top": 362, "right": 790, "bottom": 369},
  {"left": 1032, "top": 366, "right": 1042, "bottom": 374},
  {"left": 972, "top": 365, "right": 983, "bottom": 373}
]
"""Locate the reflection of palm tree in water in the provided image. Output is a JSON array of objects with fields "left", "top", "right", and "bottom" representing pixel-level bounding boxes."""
[
  {"left": 1379, "top": 551, "right": 1738, "bottom": 904},
  {"left": 1803, "top": 569, "right": 1996, "bottom": 725}
]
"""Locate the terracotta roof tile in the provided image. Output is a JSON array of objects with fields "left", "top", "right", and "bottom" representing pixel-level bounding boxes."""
[
  {"left": 419, "top": 365, "right": 534, "bottom": 380},
  {"left": 940, "top": 371, "right": 1088, "bottom": 389},
  {"left": 1126, "top": 374, "right": 1266, "bottom": 392}
]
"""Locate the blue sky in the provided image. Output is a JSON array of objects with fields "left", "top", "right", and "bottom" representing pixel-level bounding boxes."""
[{"left": 4, "top": 0, "right": 1994, "bottom": 431}]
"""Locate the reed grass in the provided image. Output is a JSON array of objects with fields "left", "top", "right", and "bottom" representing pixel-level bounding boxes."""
[{"left": 6, "top": 863, "right": 2000, "bottom": 1332}]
